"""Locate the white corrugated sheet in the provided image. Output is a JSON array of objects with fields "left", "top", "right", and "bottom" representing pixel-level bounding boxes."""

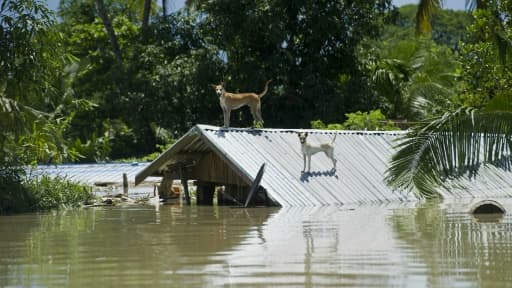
[
  {"left": 135, "top": 125, "right": 512, "bottom": 206},
  {"left": 34, "top": 162, "right": 153, "bottom": 185},
  {"left": 195, "top": 125, "right": 410, "bottom": 206}
]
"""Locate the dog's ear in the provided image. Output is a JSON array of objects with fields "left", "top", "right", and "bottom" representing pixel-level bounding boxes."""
[
  {"left": 220, "top": 81, "right": 225, "bottom": 87},
  {"left": 210, "top": 84, "right": 217, "bottom": 89}
]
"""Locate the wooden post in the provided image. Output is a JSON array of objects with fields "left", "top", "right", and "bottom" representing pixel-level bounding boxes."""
[
  {"left": 123, "top": 173, "right": 128, "bottom": 196},
  {"left": 179, "top": 166, "right": 191, "bottom": 205},
  {"left": 195, "top": 181, "right": 215, "bottom": 205}
]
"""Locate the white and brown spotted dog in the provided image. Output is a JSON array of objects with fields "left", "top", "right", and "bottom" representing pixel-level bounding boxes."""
[
  {"left": 211, "top": 80, "right": 272, "bottom": 128},
  {"left": 298, "top": 132, "right": 337, "bottom": 173}
]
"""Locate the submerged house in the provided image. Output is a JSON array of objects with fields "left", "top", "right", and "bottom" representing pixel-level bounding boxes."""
[{"left": 135, "top": 124, "right": 512, "bottom": 207}]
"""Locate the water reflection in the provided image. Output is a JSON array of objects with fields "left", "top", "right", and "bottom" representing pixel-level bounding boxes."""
[
  {"left": 389, "top": 199, "right": 512, "bottom": 288},
  {"left": 0, "top": 201, "right": 511, "bottom": 287}
]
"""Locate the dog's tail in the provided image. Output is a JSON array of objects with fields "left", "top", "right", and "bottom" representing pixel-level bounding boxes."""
[
  {"left": 258, "top": 79, "right": 273, "bottom": 98},
  {"left": 331, "top": 133, "right": 337, "bottom": 144}
]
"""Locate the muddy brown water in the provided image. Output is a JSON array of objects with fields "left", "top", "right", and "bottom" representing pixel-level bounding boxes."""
[{"left": 1, "top": 200, "right": 512, "bottom": 287}]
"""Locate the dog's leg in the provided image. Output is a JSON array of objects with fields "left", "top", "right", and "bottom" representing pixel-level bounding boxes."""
[
  {"left": 249, "top": 105, "right": 258, "bottom": 127},
  {"left": 221, "top": 106, "right": 227, "bottom": 127},
  {"left": 223, "top": 108, "right": 231, "bottom": 128},
  {"left": 226, "top": 109, "right": 231, "bottom": 127},
  {"left": 307, "top": 155, "right": 312, "bottom": 172},
  {"left": 254, "top": 104, "right": 264, "bottom": 127},
  {"left": 302, "top": 154, "right": 307, "bottom": 173},
  {"left": 250, "top": 105, "right": 264, "bottom": 128},
  {"left": 329, "top": 150, "right": 337, "bottom": 169},
  {"left": 325, "top": 149, "right": 337, "bottom": 169}
]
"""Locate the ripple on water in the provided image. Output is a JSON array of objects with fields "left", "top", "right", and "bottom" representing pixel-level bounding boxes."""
[{"left": 1, "top": 203, "right": 512, "bottom": 287}]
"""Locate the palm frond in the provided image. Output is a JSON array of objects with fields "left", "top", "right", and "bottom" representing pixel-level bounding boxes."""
[
  {"left": 466, "top": 0, "right": 483, "bottom": 10},
  {"left": 386, "top": 108, "right": 512, "bottom": 198},
  {"left": 415, "top": 0, "right": 442, "bottom": 36}
]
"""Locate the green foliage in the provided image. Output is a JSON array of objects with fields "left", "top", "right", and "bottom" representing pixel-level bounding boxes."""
[
  {"left": 59, "top": 0, "right": 158, "bottom": 26},
  {"left": 455, "top": 3, "right": 512, "bottom": 108},
  {"left": 361, "top": 36, "right": 460, "bottom": 121},
  {"left": 393, "top": 4, "right": 472, "bottom": 49},
  {"left": 121, "top": 139, "right": 177, "bottom": 162},
  {"left": 310, "top": 120, "right": 327, "bottom": 130},
  {"left": 0, "top": 165, "right": 92, "bottom": 214},
  {"left": 0, "top": 166, "right": 33, "bottom": 214},
  {"left": 311, "top": 109, "right": 399, "bottom": 131},
  {"left": 69, "top": 132, "right": 112, "bottom": 163},
  {"left": 197, "top": 0, "right": 393, "bottom": 128},
  {"left": 430, "top": 7, "right": 472, "bottom": 50},
  {"left": 363, "top": 4, "right": 467, "bottom": 123},
  {"left": 0, "top": 0, "right": 58, "bottom": 104},
  {"left": 18, "top": 116, "right": 83, "bottom": 165},
  {"left": 58, "top": 7, "right": 224, "bottom": 158},
  {"left": 343, "top": 110, "right": 400, "bottom": 130},
  {"left": 0, "top": 0, "right": 86, "bottom": 165},
  {"left": 415, "top": 0, "right": 441, "bottom": 36},
  {"left": 0, "top": 0, "right": 53, "bottom": 152},
  {"left": 385, "top": 2, "right": 512, "bottom": 199},
  {"left": 25, "top": 175, "right": 93, "bottom": 211},
  {"left": 0, "top": 0, "right": 100, "bottom": 214}
]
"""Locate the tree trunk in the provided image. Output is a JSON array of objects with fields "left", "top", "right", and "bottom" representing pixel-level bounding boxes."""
[
  {"left": 95, "top": 0, "right": 122, "bottom": 64},
  {"left": 142, "top": 0, "right": 151, "bottom": 31},
  {"left": 162, "top": 0, "right": 167, "bottom": 17}
]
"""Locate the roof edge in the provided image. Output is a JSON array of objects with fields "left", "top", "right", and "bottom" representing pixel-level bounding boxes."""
[
  {"left": 135, "top": 125, "right": 203, "bottom": 185},
  {"left": 195, "top": 124, "right": 406, "bottom": 136}
]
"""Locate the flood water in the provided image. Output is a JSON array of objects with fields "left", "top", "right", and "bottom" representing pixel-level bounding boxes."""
[{"left": 1, "top": 200, "right": 512, "bottom": 287}]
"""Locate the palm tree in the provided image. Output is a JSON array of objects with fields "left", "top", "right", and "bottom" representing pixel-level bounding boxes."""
[
  {"left": 415, "top": 0, "right": 441, "bottom": 36},
  {"left": 415, "top": 0, "right": 480, "bottom": 36},
  {"left": 385, "top": 102, "right": 512, "bottom": 198},
  {"left": 367, "top": 39, "right": 458, "bottom": 121}
]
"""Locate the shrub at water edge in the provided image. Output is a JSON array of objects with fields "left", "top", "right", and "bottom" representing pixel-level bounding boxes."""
[
  {"left": 0, "top": 169, "right": 93, "bottom": 214},
  {"left": 25, "top": 175, "right": 93, "bottom": 211}
]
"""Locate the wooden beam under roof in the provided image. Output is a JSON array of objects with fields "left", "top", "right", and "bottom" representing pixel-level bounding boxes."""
[{"left": 155, "top": 152, "right": 205, "bottom": 175}]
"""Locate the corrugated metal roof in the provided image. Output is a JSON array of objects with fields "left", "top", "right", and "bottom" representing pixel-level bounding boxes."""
[
  {"left": 34, "top": 162, "right": 154, "bottom": 185},
  {"left": 136, "top": 124, "right": 512, "bottom": 206}
]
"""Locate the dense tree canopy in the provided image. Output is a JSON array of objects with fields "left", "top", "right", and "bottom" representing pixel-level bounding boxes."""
[
  {"left": 0, "top": 0, "right": 77, "bottom": 165},
  {"left": 196, "top": 0, "right": 393, "bottom": 128},
  {"left": 44, "top": 0, "right": 397, "bottom": 160},
  {"left": 2, "top": 0, "right": 502, "bottom": 181}
]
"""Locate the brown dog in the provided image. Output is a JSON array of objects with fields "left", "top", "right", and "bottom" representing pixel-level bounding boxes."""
[{"left": 211, "top": 80, "right": 272, "bottom": 128}]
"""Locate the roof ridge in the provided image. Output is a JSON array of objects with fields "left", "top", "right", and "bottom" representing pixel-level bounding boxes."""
[{"left": 195, "top": 124, "right": 405, "bottom": 135}]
